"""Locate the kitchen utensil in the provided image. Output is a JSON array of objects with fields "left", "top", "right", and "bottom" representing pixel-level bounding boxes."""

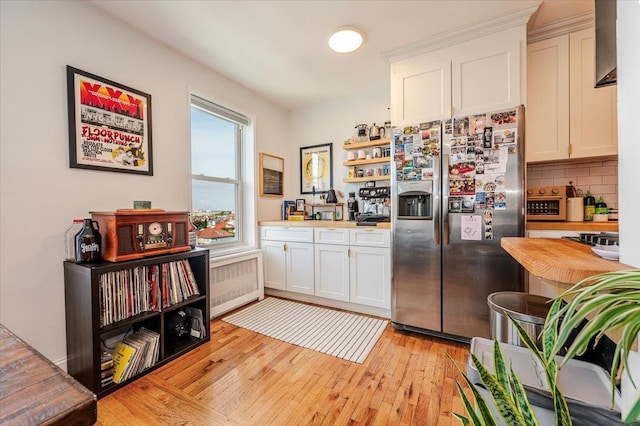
[
  {"left": 369, "top": 123, "right": 386, "bottom": 141},
  {"left": 355, "top": 124, "right": 368, "bottom": 137},
  {"left": 567, "top": 198, "right": 584, "bottom": 222},
  {"left": 326, "top": 188, "right": 338, "bottom": 204},
  {"left": 566, "top": 181, "right": 578, "bottom": 198}
]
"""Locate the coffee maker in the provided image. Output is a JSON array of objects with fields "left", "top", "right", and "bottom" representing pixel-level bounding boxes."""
[{"left": 357, "top": 186, "right": 391, "bottom": 222}]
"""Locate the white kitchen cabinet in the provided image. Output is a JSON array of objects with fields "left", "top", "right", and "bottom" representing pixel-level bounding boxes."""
[
  {"left": 569, "top": 29, "right": 617, "bottom": 159},
  {"left": 526, "top": 29, "right": 617, "bottom": 162},
  {"left": 314, "top": 243, "right": 350, "bottom": 301},
  {"left": 261, "top": 227, "right": 314, "bottom": 295},
  {"left": 390, "top": 26, "right": 523, "bottom": 125},
  {"left": 313, "top": 228, "right": 350, "bottom": 301},
  {"left": 526, "top": 34, "right": 570, "bottom": 162},
  {"left": 349, "top": 245, "right": 390, "bottom": 309}
]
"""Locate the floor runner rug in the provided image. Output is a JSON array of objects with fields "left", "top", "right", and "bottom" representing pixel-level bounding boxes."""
[{"left": 222, "top": 297, "right": 387, "bottom": 363}]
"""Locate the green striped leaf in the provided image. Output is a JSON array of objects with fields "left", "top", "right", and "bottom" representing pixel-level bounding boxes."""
[
  {"left": 470, "top": 353, "right": 525, "bottom": 425},
  {"left": 510, "top": 365, "right": 539, "bottom": 426},
  {"left": 445, "top": 351, "right": 497, "bottom": 426},
  {"left": 493, "top": 340, "right": 512, "bottom": 401},
  {"left": 455, "top": 381, "right": 482, "bottom": 426}
]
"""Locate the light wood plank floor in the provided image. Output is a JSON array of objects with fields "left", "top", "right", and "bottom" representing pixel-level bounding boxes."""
[{"left": 96, "top": 304, "right": 472, "bottom": 425}]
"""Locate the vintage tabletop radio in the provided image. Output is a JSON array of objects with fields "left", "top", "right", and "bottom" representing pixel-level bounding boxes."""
[{"left": 90, "top": 209, "right": 192, "bottom": 262}]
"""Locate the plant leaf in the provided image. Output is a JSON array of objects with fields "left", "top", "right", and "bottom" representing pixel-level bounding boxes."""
[
  {"left": 471, "top": 352, "right": 525, "bottom": 425},
  {"left": 445, "top": 351, "right": 497, "bottom": 426},
  {"left": 454, "top": 381, "right": 482, "bottom": 426},
  {"left": 510, "top": 365, "right": 539, "bottom": 426},
  {"left": 493, "top": 339, "right": 512, "bottom": 401}
]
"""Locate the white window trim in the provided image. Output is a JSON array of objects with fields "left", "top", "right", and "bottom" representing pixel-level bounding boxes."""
[{"left": 188, "top": 89, "right": 258, "bottom": 257}]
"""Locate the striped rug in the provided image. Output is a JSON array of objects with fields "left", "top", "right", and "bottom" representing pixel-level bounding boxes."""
[{"left": 222, "top": 297, "right": 387, "bottom": 364}]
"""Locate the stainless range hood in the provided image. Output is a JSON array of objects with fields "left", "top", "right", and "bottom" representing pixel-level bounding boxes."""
[{"left": 594, "top": 0, "right": 616, "bottom": 87}]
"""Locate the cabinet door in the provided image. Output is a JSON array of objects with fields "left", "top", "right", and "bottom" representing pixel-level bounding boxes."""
[
  {"left": 286, "top": 242, "right": 315, "bottom": 295},
  {"left": 314, "top": 244, "right": 350, "bottom": 301},
  {"left": 391, "top": 59, "right": 451, "bottom": 124},
  {"left": 526, "top": 35, "right": 570, "bottom": 162},
  {"left": 262, "top": 240, "right": 286, "bottom": 290},
  {"left": 451, "top": 39, "right": 520, "bottom": 116},
  {"left": 569, "top": 29, "right": 618, "bottom": 158},
  {"left": 349, "top": 246, "right": 390, "bottom": 309}
]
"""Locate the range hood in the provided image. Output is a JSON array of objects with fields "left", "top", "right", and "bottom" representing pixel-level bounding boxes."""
[{"left": 594, "top": 0, "right": 617, "bottom": 87}]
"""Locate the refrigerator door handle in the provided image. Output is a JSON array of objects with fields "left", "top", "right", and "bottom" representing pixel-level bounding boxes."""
[{"left": 443, "top": 154, "right": 449, "bottom": 245}]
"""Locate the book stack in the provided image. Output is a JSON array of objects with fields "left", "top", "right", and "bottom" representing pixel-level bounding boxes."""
[
  {"left": 99, "top": 266, "right": 161, "bottom": 327},
  {"left": 160, "top": 260, "right": 201, "bottom": 308},
  {"left": 100, "top": 351, "right": 113, "bottom": 387},
  {"left": 111, "top": 327, "right": 160, "bottom": 384},
  {"left": 99, "top": 260, "right": 200, "bottom": 326}
]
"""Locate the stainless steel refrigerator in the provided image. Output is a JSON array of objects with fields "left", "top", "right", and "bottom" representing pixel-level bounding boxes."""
[{"left": 391, "top": 106, "right": 525, "bottom": 341}]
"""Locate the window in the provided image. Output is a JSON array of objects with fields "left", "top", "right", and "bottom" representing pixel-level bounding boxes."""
[{"left": 190, "top": 95, "right": 250, "bottom": 249}]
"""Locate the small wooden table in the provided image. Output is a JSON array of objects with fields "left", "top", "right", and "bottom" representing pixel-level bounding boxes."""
[{"left": 0, "top": 324, "right": 97, "bottom": 425}]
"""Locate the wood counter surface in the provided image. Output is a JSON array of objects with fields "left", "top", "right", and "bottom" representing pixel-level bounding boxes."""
[
  {"left": 526, "top": 221, "right": 618, "bottom": 232},
  {"left": 259, "top": 220, "right": 390, "bottom": 229},
  {"left": 501, "top": 237, "right": 633, "bottom": 285}
]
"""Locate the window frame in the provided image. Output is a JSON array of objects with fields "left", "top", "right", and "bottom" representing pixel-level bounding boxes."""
[{"left": 189, "top": 93, "right": 254, "bottom": 253}]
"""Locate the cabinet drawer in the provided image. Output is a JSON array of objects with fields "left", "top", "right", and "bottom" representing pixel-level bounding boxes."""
[
  {"left": 349, "top": 229, "right": 390, "bottom": 247},
  {"left": 261, "top": 226, "right": 313, "bottom": 242},
  {"left": 314, "top": 228, "right": 350, "bottom": 245}
]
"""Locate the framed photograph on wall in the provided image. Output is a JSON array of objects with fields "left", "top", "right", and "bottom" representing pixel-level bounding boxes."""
[
  {"left": 66, "top": 66, "right": 153, "bottom": 175},
  {"left": 300, "top": 143, "right": 332, "bottom": 194},
  {"left": 259, "top": 152, "right": 284, "bottom": 197}
]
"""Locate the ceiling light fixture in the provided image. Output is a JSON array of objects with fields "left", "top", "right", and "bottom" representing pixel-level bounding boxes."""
[{"left": 328, "top": 27, "right": 363, "bottom": 53}]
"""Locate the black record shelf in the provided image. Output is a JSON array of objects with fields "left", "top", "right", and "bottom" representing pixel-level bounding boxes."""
[{"left": 64, "top": 248, "right": 210, "bottom": 398}]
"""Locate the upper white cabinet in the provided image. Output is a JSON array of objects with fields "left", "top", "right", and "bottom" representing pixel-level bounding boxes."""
[
  {"left": 569, "top": 29, "right": 617, "bottom": 159},
  {"left": 526, "top": 35, "right": 570, "bottom": 162},
  {"left": 526, "top": 29, "right": 617, "bottom": 162},
  {"left": 391, "top": 58, "right": 451, "bottom": 124},
  {"left": 390, "top": 26, "right": 524, "bottom": 125}
]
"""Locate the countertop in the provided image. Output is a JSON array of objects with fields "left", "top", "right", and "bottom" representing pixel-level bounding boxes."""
[
  {"left": 526, "top": 221, "right": 618, "bottom": 232},
  {"left": 501, "top": 237, "right": 633, "bottom": 285},
  {"left": 259, "top": 220, "right": 391, "bottom": 229}
]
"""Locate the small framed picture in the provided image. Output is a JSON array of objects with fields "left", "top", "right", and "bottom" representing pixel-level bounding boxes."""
[{"left": 296, "top": 199, "right": 305, "bottom": 212}]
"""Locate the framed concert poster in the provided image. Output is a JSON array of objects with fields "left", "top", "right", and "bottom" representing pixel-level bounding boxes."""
[
  {"left": 66, "top": 66, "right": 153, "bottom": 175},
  {"left": 300, "top": 143, "right": 332, "bottom": 194}
]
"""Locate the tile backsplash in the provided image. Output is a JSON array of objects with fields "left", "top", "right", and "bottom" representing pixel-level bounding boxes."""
[{"left": 527, "top": 159, "right": 618, "bottom": 209}]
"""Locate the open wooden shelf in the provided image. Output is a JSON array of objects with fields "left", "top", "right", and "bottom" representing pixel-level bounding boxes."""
[
  {"left": 343, "top": 156, "right": 392, "bottom": 167},
  {"left": 342, "top": 138, "right": 390, "bottom": 150},
  {"left": 343, "top": 176, "right": 391, "bottom": 183}
]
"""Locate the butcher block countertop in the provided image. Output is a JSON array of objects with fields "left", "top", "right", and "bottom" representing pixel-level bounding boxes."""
[
  {"left": 259, "top": 220, "right": 390, "bottom": 229},
  {"left": 501, "top": 237, "right": 633, "bottom": 285},
  {"left": 526, "top": 221, "right": 618, "bottom": 232}
]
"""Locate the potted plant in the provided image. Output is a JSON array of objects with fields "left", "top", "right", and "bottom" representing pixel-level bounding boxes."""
[{"left": 449, "top": 269, "right": 640, "bottom": 425}]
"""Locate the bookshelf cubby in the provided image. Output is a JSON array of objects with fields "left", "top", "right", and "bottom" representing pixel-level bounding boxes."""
[{"left": 64, "top": 248, "right": 210, "bottom": 398}]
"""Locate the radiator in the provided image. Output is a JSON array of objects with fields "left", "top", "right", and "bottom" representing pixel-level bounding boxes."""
[{"left": 210, "top": 249, "right": 264, "bottom": 318}]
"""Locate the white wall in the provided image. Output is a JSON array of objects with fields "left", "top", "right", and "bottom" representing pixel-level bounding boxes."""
[
  {"left": 0, "top": 0, "right": 288, "bottom": 365},
  {"left": 617, "top": 0, "right": 640, "bottom": 267},
  {"left": 288, "top": 90, "right": 390, "bottom": 204}
]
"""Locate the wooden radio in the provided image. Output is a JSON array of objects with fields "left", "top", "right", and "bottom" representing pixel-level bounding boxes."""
[{"left": 90, "top": 209, "right": 192, "bottom": 262}]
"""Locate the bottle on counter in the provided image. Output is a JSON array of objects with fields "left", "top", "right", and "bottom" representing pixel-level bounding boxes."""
[
  {"left": 595, "top": 196, "right": 608, "bottom": 214},
  {"left": 75, "top": 218, "right": 102, "bottom": 263},
  {"left": 584, "top": 191, "right": 596, "bottom": 221},
  {"left": 64, "top": 219, "right": 84, "bottom": 261}
]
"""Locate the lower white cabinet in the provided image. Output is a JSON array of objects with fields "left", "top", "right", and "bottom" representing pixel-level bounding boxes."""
[
  {"left": 349, "top": 245, "right": 390, "bottom": 309},
  {"left": 261, "top": 228, "right": 314, "bottom": 295},
  {"left": 314, "top": 243, "right": 350, "bottom": 301},
  {"left": 261, "top": 226, "right": 390, "bottom": 310}
]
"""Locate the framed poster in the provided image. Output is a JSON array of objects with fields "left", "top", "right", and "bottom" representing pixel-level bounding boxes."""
[
  {"left": 66, "top": 66, "right": 153, "bottom": 175},
  {"left": 259, "top": 152, "right": 284, "bottom": 197},
  {"left": 300, "top": 143, "right": 332, "bottom": 194}
]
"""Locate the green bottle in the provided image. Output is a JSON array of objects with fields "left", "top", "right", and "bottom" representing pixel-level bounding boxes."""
[
  {"left": 595, "top": 196, "right": 608, "bottom": 214},
  {"left": 584, "top": 191, "right": 595, "bottom": 221}
]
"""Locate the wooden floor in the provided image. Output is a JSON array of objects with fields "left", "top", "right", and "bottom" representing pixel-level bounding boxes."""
[{"left": 96, "top": 304, "right": 472, "bottom": 425}]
